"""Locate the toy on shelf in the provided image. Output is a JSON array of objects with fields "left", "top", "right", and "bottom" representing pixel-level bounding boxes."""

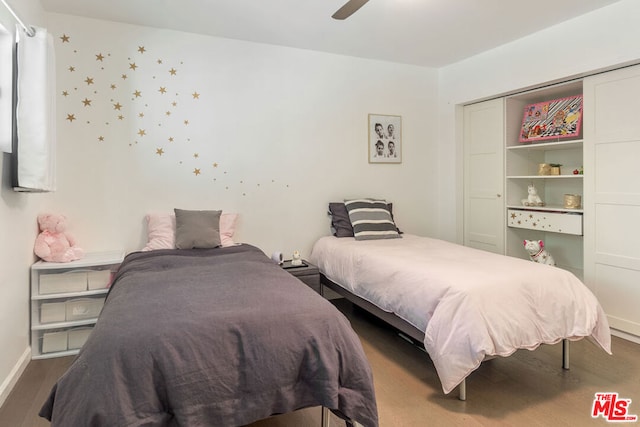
[
  {"left": 523, "top": 239, "right": 555, "bottom": 266},
  {"left": 521, "top": 184, "right": 545, "bottom": 207},
  {"left": 34, "top": 213, "right": 84, "bottom": 263}
]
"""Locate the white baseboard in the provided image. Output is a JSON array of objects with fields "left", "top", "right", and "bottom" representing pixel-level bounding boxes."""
[
  {"left": 0, "top": 347, "right": 31, "bottom": 409},
  {"left": 611, "top": 328, "right": 640, "bottom": 345}
]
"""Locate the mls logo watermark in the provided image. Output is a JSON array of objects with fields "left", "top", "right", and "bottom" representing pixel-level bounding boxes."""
[{"left": 592, "top": 392, "right": 638, "bottom": 422}]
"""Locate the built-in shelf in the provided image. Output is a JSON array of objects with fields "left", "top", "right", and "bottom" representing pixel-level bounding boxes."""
[
  {"left": 507, "top": 139, "right": 583, "bottom": 151},
  {"left": 504, "top": 79, "right": 584, "bottom": 275},
  {"left": 507, "top": 175, "right": 583, "bottom": 179},
  {"left": 506, "top": 204, "right": 584, "bottom": 213}
]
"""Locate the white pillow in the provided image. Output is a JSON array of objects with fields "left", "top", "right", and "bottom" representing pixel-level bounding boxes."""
[{"left": 142, "top": 212, "right": 238, "bottom": 251}]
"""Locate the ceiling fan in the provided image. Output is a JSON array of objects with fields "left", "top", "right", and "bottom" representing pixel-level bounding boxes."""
[{"left": 332, "top": 0, "right": 370, "bottom": 20}]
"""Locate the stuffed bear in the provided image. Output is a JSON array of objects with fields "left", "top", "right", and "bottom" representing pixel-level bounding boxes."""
[
  {"left": 523, "top": 239, "right": 555, "bottom": 266},
  {"left": 34, "top": 214, "right": 84, "bottom": 263}
]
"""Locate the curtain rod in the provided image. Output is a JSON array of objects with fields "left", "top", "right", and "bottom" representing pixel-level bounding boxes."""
[{"left": 0, "top": 0, "right": 35, "bottom": 37}]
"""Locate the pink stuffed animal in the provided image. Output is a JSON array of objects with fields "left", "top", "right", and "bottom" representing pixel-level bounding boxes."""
[{"left": 34, "top": 214, "right": 84, "bottom": 263}]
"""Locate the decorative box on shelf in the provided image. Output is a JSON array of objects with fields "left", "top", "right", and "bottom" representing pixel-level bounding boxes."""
[
  {"left": 519, "top": 95, "right": 583, "bottom": 143},
  {"left": 507, "top": 209, "right": 583, "bottom": 236}
]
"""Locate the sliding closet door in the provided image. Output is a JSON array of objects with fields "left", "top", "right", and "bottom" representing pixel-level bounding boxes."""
[
  {"left": 584, "top": 65, "right": 640, "bottom": 337},
  {"left": 463, "top": 98, "right": 505, "bottom": 254}
]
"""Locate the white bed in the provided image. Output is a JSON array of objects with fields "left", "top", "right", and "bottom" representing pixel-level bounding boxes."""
[{"left": 309, "top": 234, "right": 612, "bottom": 397}]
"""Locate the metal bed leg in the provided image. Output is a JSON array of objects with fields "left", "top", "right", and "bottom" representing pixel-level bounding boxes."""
[
  {"left": 458, "top": 378, "right": 467, "bottom": 401},
  {"left": 562, "top": 339, "right": 570, "bottom": 370},
  {"left": 321, "top": 406, "right": 330, "bottom": 427}
]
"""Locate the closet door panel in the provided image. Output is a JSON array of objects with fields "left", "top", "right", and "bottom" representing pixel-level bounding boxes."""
[
  {"left": 594, "top": 141, "right": 640, "bottom": 195},
  {"left": 591, "top": 73, "right": 640, "bottom": 141},
  {"left": 463, "top": 98, "right": 505, "bottom": 254},
  {"left": 595, "top": 264, "right": 640, "bottom": 336},
  {"left": 594, "top": 205, "right": 640, "bottom": 260},
  {"left": 584, "top": 64, "right": 640, "bottom": 339}
]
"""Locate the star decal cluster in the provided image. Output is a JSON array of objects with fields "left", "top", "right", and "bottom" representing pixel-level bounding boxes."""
[
  {"left": 57, "top": 32, "right": 206, "bottom": 177},
  {"left": 55, "top": 31, "right": 291, "bottom": 195}
]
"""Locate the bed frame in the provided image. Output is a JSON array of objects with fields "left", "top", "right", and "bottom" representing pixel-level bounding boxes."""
[{"left": 320, "top": 273, "right": 570, "bottom": 401}]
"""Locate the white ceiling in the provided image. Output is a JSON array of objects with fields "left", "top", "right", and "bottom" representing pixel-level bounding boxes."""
[{"left": 39, "top": 0, "right": 621, "bottom": 68}]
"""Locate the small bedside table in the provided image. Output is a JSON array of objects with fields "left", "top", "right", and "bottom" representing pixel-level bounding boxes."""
[{"left": 282, "top": 260, "right": 320, "bottom": 294}]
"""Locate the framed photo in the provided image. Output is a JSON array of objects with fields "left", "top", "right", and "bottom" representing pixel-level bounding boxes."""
[
  {"left": 519, "top": 95, "right": 583, "bottom": 143},
  {"left": 368, "top": 114, "right": 401, "bottom": 163}
]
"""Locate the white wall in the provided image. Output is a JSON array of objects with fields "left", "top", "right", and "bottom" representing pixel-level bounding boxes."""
[
  {"left": 43, "top": 13, "right": 439, "bottom": 259},
  {"left": 0, "top": 0, "right": 51, "bottom": 407},
  {"left": 437, "top": 0, "right": 640, "bottom": 243}
]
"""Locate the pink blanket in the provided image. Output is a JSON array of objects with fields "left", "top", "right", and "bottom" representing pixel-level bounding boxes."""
[{"left": 311, "top": 234, "right": 611, "bottom": 394}]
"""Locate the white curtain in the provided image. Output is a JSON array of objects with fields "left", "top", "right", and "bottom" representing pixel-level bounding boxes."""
[
  {"left": 14, "top": 25, "right": 56, "bottom": 192},
  {"left": 0, "top": 23, "right": 11, "bottom": 153}
]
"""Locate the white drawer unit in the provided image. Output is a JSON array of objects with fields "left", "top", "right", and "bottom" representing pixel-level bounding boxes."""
[
  {"left": 31, "top": 250, "right": 124, "bottom": 359},
  {"left": 507, "top": 208, "right": 583, "bottom": 235},
  {"left": 39, "top": 271, "right": 88, "bottom": 294}
]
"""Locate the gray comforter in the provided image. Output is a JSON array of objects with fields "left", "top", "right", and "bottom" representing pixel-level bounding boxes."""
[{"left": 40, "top": 244, "right": 378, "bottom": 427}]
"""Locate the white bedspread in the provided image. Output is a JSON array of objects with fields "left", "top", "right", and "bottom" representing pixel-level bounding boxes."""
[{"left": 310, "top": 234, "right": 612, "bottom": 394}]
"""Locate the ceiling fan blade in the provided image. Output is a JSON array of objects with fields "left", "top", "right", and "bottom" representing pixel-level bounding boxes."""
[{"left": 332, "top": 0, "right": 370, "bottom": 20}]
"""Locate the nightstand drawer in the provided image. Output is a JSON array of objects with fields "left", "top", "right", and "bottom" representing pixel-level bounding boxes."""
[{"left": 283, "top": 260, "right": 321, "bottom": 294}]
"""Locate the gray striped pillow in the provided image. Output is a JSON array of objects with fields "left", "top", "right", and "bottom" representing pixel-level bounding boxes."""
[{"left": 344, "top": 199, "right": 401, "bottom": 240}]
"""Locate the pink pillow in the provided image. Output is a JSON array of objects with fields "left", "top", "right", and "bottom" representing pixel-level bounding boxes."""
[
  {"left": 219, "top": 212, "right": 238, "bottom": 247},
  {"left": 142, "top": 212, "right": 238, "bottom": 251}
]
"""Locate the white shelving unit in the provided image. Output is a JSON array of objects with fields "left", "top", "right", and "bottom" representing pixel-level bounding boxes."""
[
  {"left": 30, "top": 250, "right": 124, "bottom": 359},
  {"left": 504, "top": 81, "right": 584, "bottom": 279}
]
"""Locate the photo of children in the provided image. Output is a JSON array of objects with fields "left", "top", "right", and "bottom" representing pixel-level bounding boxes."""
[{"left": 368, "top": 114, "right": 402, "bottom": 163}]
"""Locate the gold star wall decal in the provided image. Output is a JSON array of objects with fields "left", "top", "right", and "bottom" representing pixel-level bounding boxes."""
[{"left": 58, "top": 36, "right": 214, "bottom": 181}]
